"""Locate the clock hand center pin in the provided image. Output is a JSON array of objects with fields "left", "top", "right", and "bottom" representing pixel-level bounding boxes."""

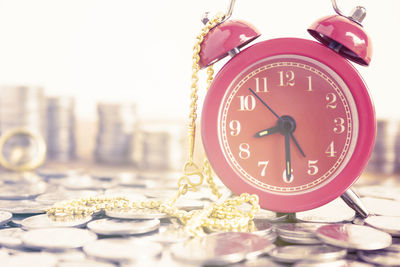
[{"left": 249, "top": 88, "right": 306, "bottom": 157}]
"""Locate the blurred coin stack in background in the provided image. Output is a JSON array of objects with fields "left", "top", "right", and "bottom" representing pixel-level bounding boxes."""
[
  {"left": 0, "top": 85, "right": 46, "bottom": 164},
  {"left": 366, "top": 119, "right": 399, "bottom": 174},
  {"left": 0, "top": 85, "right": 46, "bottom": 136},
  {"left": 95, "top": 103, "right": 137, "bottom": 164},
  {"left": 134, "top": 120, "right": 186, "bottom": 171},
  {"left": 46, "top": 96, "right": 76, "bottom": 162}
]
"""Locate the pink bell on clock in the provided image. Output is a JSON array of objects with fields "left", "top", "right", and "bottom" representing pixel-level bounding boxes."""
[
  {"left": 308, "top": 6, "right": 372, "bottom": 66},
  {"left": 199, "top": 20, "right": 260, "bottom": 69}
]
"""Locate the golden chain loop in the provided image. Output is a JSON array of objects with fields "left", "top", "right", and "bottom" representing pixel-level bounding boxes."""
[
  {"left": 46, "top": 12, "right": 261, "bottom": 237},
  {"left": 187, "top": 12, "right": 225, "bottom": 164}
]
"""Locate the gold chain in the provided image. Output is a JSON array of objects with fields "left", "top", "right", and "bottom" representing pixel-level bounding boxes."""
[{"left": 46, "top": 13, "right": 260, "bottom": 237}]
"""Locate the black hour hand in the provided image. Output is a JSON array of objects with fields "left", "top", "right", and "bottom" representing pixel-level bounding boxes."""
[{"left": 254, "top": 125, "right": 280, "bottom": 138}]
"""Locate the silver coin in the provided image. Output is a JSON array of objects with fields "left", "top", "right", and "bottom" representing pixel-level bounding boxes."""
[
  {"left": 87, "top": 218, "right": 160, "bottom": 236},
  {"left": 358, "top": 250, "right": 400, "bottom": 266},
  {"left": 58, "top": 259, "right": 116, "bottom": 267},
  {"left": 265, "top": 231, "right": 278, "bottom": 243},
  {"left": 268, "top": 244, "right": 347, "bottom": 263},
  {"left": 35, "top": 190, "right": 99, "bottom": 205},
  {"left": 106, "top": 207, "right": 167, "bottom": 220},
  {"left": 386, "top": 238, "right": 400, "bottom": 252},
  {"left": 232, "top": 257, "right": 286, "bottom": 267},
  {"left": 41, "top": 248, "right": 86, "bottom": 262},
  {"left": 275, "top": 222, "right": 328, "bottom": 238},
  {"left": 60, "top": 174, "right": 117, "bottom": 190},
  {"left": 1, "top": 252, "right": 58, "bottom": 267},
  {"left": 0, "top": 210, "right": 12, "bottom": 225},
  {"left": 171, "top": 232, "right": 274, "bottom": 265},
  {"left": 21, "top": 214, "right": 92, "bottom": 229},
  {"left": 22, "top": 228, "right": 97, "bottom": 250},
  {"left": 357, "top": 185, "right": 400, "bottom": 201},
  {"left": 361, "top": 197, "right": 400, "bottom": 216},
  {"left": 170, "top": 234, "right": 246, "bottom": 265},
  {"left": 0, "top": 200, "right": 49, "bottom": 214},
  {"left": 254, "top": 209, "right": 288, "bottom": 221},
  {"left": 103, "top": 188, "right": 147, "bottom": 201},
  {"left": 0, "top": 228, "right": 25, "bottom": 248},
  {"left": 296, "top": 198, "right": 355, "bottom": 223},
  {"left": 316, "top": 224, "right": 392, "bottom": 250},
  {"left": 174, "top": 198, "right": 204, "bottom": 211},
  {"left": 279, "top": 234, "right": 322, "bottom": 244},
  {"left": 364, "top": 215, "right": 400, "bottom": 236},
  {"left": 294, "top": 259, "right": 375, "bottom": 267},
  {"left": 252, "top": 219, "right": 273, "bottom": 236},
  {"left": 0, "top": 182, "right": 47, "bottom": 200},
  {"left": 83, "top": 238, "right": 162, "bottom": 263},
  {"left": 142, "top": 224, "right": 190, "bottom": 245}
]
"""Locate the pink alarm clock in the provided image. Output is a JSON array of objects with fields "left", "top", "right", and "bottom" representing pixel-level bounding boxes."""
[{"left": 201, "top": 1, "right": 375, "bottom": 213}]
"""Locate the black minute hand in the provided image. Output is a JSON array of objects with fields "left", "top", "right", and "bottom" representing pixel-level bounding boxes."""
[
  {"left": 249, "top": 88, "right": 306, "bottom": 158},
  {"left": 249, "top": 88, "right": 281, "bottom": 120}
]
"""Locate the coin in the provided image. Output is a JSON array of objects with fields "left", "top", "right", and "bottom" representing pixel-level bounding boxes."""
[
  {"left": 364, "top": 215, "right": 400, "bottom": 236},
  {"left": 358, "top": 250, "right": 400, "bottom": 266},
  {"left": 83, "top": 238, "right": 162, "bottom": 263},
  {"left": 294, "top": 259, "right": 375, "bottom": 267},
  {"left": 357, "top": 185, "right": 400, "bottom": 201},
  {"left": 361, "top": 197, "right": 400, "bottom": 216},
  {"left": 0, "top": 200, "right": 49, "bottom": 214},
  {"left": 316, "top": 224, "right": 392, "bottom": 250},
  {"left": 58, "top": 259, "right": 116, "bottom": 267},
  {"left": 252, "top": 219, "right": 273, "bottom": 236},
  {"left": 254, "top": 209, "right": 288, "bottom": 221},
  {"left": 275, "top": 222, "right": 327, "bottom": 237},
  {"left": 232, "top": 257, "right": 286, "bottom": 267},
  {"left": 106, "top": 207, "right": 168, "bottom": 220},
  {"left": 142, "top": 224, "right": 190, "bottom": 245},
  {"left": 22, "top": 228, "right": 97, "bottom": 250},
  {"left": 0, "top": 210, "right": 12, "bottom": 225},
  {"left": 1, "top": 252, "right": 58, "bottom": 267},
  {"left": 35, "top": 190, "right": 99, "bottom": 205},
  {"left": 0, "top": 228, "right": 25, "bottom": 248},
  {"left": 21, "top": 214, "right": 92, "bottom": 229},
  {"left": 170, "top": 233, "right": 247, "bottom": 265},
  {"left": 171, "top": 232, "right": 274, "bottom": 265},
  {"left": 268, "top": 245, "right": 347, "bottom": 263},
  {"left": 0, "top": 181, "right": 47, "bottom": 200},
  {"left": 87, "top": 218, "right": 160, "bottom": 236},
  {"left": 296, "top": 198, "right": 355, "bottom": 223}
]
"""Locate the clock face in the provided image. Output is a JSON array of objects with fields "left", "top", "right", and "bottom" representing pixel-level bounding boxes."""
[
  {"left": 201, "top": 38, "right": 375, "bottom": 212},
  {"left": 219, "top": 55, "right": 358, "bottom": 194}
]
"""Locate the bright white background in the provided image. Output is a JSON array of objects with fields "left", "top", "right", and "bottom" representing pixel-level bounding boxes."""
[{"left": 0, "top": 0, "right": 399, "bottom": 121}]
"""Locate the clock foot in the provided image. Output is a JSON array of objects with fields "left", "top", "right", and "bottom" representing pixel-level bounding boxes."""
[{"left": 341, "top": 188, "right": 370, "bottom": 218}]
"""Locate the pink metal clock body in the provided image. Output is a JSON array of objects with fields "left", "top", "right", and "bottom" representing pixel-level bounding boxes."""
[{"left": 201, "top": 37, "right": 375, "bottom": 212}]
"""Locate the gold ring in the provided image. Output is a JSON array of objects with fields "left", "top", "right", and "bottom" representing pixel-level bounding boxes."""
[{"left": 0, "top": 127, "right": 46, "bottom": 171}]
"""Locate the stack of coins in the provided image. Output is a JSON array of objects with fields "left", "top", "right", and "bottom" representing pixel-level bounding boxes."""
[
  {"left": 0, "top": 85, "right": 46, "bottom": 164},
  {"left": 0, "top": 85, "right": 46, "bottom": 136},
  {"left": 94, "top": 103, "right": 137, "bottom": 164},
  {"left": 46, "top": 97, "right": 76, "bottom": 162},
  {"left": 366, "top": 119, "right": 398, "bottom": 174},
  {"left": 133, "top": 120, "right": 186, "bottom": 171}
]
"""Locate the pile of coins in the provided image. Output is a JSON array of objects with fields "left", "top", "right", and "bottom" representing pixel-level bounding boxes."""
[
  {"left": 94, "top": 103, "right": 137, "bottom": 164},
  {"left": 0, "top": 85, "right": 46, "bottom": 137},
  {"left": 136, "top": 121, "right": 186, "bottom": 171},
  {"left": 0, "top": 86, "right": 46, "bottom": 166},
  {"left": 367, "top": 119, "right": 400, "bottom": 174},
  {"left": 46, "top": 97, "right": 76, "bottom": 162},
  {"left": 0, "top": 168, "right": 400, "bottom": 266}
]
